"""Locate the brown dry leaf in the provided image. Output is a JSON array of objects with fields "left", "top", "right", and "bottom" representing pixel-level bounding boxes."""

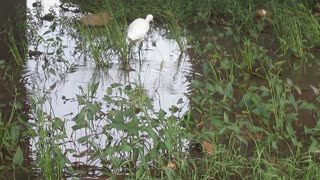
[
  {"left": 81, "top": 12, "right": 112, "bottom": 26},
  {"left": 269, "top": 157, "right": 280, "bottom": 164},
  {"left": 242, "top": 130, "right": 264, "bottom": 141},
  {"left": 202, "top": 141, "right": 214, "bottom": 153},
  {"left": 196, "top": 120, "right": 204, "bottom": 127},
  {"left": 252, "top": 132, "right": 264, "bottom": 139},
  {"left": 167, "top": 161, "right": 177, "bottom": 170}
]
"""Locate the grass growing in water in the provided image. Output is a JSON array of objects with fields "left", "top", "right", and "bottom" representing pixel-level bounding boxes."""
[
  {"left": 77, "top": 26, "right": 112, "bottom": 66},
  {"left": 29, "top": 95, "right": 69, "bottom": 179}
]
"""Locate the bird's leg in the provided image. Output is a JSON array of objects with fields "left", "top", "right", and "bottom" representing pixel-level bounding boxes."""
[
  {"left": 138, "top": 41, "right": 143, "bottom": 66},
  {"left": 125, "top": 40, "right": 135, "bottom": 71},
  {"left": 127, "top": 41, "right": 134, "bottom": 69},
  {"left": 128, "top": 41, "right": 133, "bottom": 60},
  {"left": 130, "top": 43, "right": 134, "bottom": 60},
  {"left": 127, "top": 45, "right": 130, "bottom": 65}
]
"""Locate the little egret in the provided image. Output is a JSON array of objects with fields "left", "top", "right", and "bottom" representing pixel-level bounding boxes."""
[{"left": 127, "top": 14, "right": 153, "bottom": 61}]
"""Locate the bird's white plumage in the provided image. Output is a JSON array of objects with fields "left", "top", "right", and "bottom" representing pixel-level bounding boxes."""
[{"left": 127, "top": 14, "right": 153, "bottom": 41}]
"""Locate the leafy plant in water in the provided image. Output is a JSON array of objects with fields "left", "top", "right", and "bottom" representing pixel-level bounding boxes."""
[
  {"left": 70, "top": 81, "right": 188, "bottom": 178},
  {"left": 104, "top": 20, "right": 128, "bottom": 66},
  {"left": 76, "top": 3, "right": 129, "bottom": 67},
  {"left": 30, "top": 95, "right": 69, "bottom": 179}
]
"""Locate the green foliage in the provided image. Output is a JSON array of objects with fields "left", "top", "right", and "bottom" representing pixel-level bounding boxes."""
[
  {"left": 7, "top": 30, "right": 27, "bottom": 66},
  {"left": 190, "top": 55, "right": 320, "bottom": 178},
  {"left": 0, "top": 115, "right": 23, "bottom": 160},
  {"left": 0, "top": 97, "right": 30, "bottom": 177},
  {"left": 30, "top": 96, "right": 69, "bottom": 179},
  {"left": 240, "top": 38, "right": 267, "bottom": 72},
  {"left": 271, "top": 2, "right": 320, "bottom": 57},
  {"left": 77, "top": 26, "right": 113, "bottom": 66},
  {"left": 70, "top": 82, "right": 187, "bottom": 178},
  {"left": 12, "top": 146, "right": 23, "bottom": 166},
  {"left": 103, "top": 3, "right": 129, "bottom": 66}
]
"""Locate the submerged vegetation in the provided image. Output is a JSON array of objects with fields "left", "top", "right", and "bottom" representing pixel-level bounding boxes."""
[{"left": 1, "top": 0, "right": 320, "bottom": 179}]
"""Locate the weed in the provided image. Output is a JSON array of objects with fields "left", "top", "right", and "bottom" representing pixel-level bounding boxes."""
[
  {"left": 271, "top": 2, "right": 320, "bottom": 58},
  {"left": 103, "top": 3, "right": 128, "bottom": 66},
  {"left": 77, "top": 25, "right": 112, "bottom": 66},
  {"left": 29, "top": 95, "right": 69, "bottom": 179}
]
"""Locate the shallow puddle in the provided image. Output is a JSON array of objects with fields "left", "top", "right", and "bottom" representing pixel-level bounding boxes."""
[
  {"left": 25, "top": 0, "right": 192, "bottom": 176},
  {"left": 26, "top": 0, "right": 191, "bottom": 115}
]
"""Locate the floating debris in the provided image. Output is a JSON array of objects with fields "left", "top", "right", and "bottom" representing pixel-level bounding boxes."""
[
  {"left": 28, "top": 50, "right": 43, "bottom": 57},
  {"left": 59, "top": 3, "right": 80, "bottom": 13},
  {"left": 256, "top": 9, "right": 268, "bottom": 17},
  {"left": 81, "top": 12, "right": 112, "bottom": 27},
  {"left": 32, "top": 2, "right": 41, "bottom": 7},
  {"left": 167, "top": 161, "right": 177, "bottom": 170},
  {"left": 41, "top": 13, "right": 55, "bottom": 21},
  {"left": 195, "top": 120, "right": 204, "bottom": 127}
]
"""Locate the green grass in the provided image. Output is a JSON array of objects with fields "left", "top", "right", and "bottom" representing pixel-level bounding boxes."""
[
  {"left": 0, "top": 88, "right": 30, "bottom": 177},
  {"left": 271, "top": 2, "right": 320, "bottom": 58},
  {"left": 76, "top": 25, "right": 113, "bottom": 66}
]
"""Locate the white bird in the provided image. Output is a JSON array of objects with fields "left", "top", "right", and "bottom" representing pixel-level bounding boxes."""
[
  {"left": 127, "top": 14, "right": 153, "bottom": 61},
  {"left": 127, "top": 14, "right": 153, "bottom": 41}
]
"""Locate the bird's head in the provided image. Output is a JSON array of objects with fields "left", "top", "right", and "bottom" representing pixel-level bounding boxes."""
[{"left": 146, "top": 14, "right": 153, "bottom": 22}]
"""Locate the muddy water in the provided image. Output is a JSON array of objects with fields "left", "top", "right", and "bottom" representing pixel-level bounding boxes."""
[{"left": 25, "top": 0, "right": 191, "bottom": 175}]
